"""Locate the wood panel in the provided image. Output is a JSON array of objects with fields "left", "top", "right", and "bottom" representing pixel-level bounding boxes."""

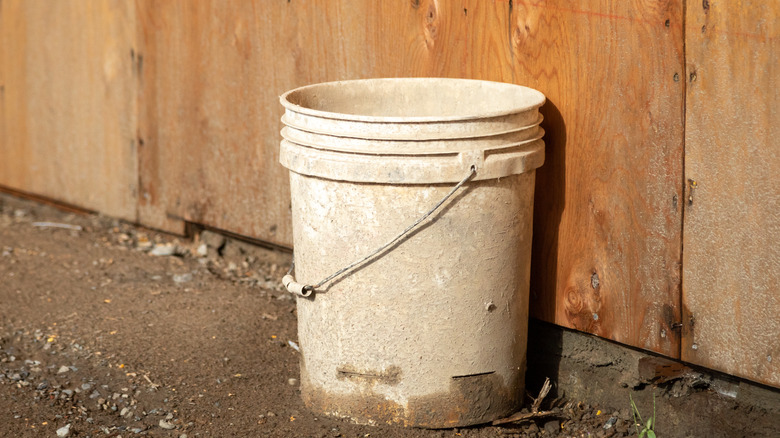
[
  {"left": 0, "top": 0, "right": 138, "bottom": 220},
  {"left": 138, "top": 0, "right": 684, "bottom": 356},
  {"left": 513, "top": 1, "right": 685, "bottom": 356},
  {"left": 136, "top": 0, "right": 519, "bottom": 244},
  {"left": 136, "top": 1, "right": 302, "bottom": 240},
  {"left": 682, "top": 0, "right": 779, "bottom": 387}
]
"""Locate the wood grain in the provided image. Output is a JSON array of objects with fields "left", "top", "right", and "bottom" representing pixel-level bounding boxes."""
[
  {"left": 0, "top": 0, "right": 138, "bottom": 220},
  {"left": 682, "top": 0, "right": 779, "bottom": 387},
  {"left": 512, "top": 0, "right": 685, "bottom": 356}
]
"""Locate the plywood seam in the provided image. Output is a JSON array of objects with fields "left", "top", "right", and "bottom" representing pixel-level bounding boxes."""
[{"left": 678, "top": 0, "right": 689, "bottom": 362}]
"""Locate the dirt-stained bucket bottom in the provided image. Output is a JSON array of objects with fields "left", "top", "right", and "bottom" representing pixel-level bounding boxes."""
[{"left": 301, "top": 364, "right": 520, "bottom": 428}]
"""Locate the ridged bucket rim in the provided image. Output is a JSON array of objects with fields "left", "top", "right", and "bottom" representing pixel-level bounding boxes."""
[{"left": 279, "top": 78, "right": 546, "bottom": 124}]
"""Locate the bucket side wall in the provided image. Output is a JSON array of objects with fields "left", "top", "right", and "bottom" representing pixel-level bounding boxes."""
[{"left": 290, "top": 172, "right": 535, "bottom": 427}]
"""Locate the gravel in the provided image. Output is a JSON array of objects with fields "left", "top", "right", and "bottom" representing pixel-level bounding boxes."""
[{"left": 55, "top": 423, "right": 71, "bottom": 437}]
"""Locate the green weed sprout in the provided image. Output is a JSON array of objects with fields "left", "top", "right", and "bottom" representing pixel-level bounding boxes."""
[{"left": 630, "top": 392, "right": 656, "bottom": 438}]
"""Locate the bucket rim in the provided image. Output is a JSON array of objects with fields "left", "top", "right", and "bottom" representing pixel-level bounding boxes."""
[{"left": 279, "top": 78, "right": 546, "bottom": 124}]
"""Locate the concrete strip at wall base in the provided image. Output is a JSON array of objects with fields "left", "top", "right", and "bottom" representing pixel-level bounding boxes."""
[{"left": 526, "top": 320, "right": 780, "bottom": 437}]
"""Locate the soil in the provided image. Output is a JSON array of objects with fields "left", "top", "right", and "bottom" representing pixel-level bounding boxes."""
[{"left": 0, "top": 192, "right": 756, "bottom": 438}]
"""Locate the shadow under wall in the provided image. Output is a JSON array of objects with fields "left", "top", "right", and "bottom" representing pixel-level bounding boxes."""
[{"left": 526, "top": 98, "right": 566, "bottom": 398}]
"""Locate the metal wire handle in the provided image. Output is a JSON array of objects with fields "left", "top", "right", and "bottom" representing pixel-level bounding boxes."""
[{"left": 283, "top": 165, "right": 477, "bottom": 297}]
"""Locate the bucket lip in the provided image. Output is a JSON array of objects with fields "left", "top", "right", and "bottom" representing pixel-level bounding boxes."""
[{"left": 279, "top": 78, "right": 546, "bottom": 124}]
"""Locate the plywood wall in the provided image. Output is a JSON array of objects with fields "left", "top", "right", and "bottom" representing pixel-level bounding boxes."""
[
  {"left": 0, "top": 0, "right": 138, "bottom": 220},
  {"left": 513, "top": 1, "right": 685, "bottom": 357},
  {"left": 682, "top": 0, "right": 779, "bottom": 388}
]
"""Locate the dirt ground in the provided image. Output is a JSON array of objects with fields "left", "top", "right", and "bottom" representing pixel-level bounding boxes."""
[{"left": 0, "top": 192, "right": 772, "bottom": 438}]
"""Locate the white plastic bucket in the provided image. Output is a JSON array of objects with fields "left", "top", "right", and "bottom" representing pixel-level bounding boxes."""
[{"left": 279, "top": 78, "right": 545, "bottom": 428}]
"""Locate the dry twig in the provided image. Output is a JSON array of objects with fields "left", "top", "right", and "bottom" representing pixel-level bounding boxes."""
[{"left": 492, "top": 377, "right": 558, "bottom": 425}]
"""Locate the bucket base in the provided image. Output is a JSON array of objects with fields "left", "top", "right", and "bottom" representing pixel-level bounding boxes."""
[{"left": 301, "top": 366, "right": 522, "bottom": 428}]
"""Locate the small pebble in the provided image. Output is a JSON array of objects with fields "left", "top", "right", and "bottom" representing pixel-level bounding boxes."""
[
  {"left": 57, "top": 365, "right": 70, "bottom": 374},
  {"left": 544, "top": 419, "right": 561, "bottom": 435},
  {"left": 150, "top": 244, "right": 177, "bottom": 256},
  {"left": 173, "top": 273, "right": 193, "bottom": 284},
  {"left": 56, "top": 423, "right": 71, "bottom": 437},
  {"left": 288, "top": 378, "right": 298, "bottom": 386},
  {"left": 159, "top": 419, "right": 176, "bottom": 430}
]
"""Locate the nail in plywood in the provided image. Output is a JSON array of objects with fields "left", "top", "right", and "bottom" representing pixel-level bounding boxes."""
[
  {"left": 682, "top": 0, "right": 779, "bottom": 387},
  {"left": 0, "top": 0, "right": 138, "bottom": 221}
]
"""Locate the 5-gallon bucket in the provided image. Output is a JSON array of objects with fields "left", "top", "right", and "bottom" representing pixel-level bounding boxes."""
[{"left": 279, "top": 78, "right": 545, "bottom": 428}]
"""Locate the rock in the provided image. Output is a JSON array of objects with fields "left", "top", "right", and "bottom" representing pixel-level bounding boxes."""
[
  {"left": 544, "top": 419, "right": 561, "bottom": 435},
  {"left": 131, "top": 427, "right": 144, "bottom": 434},
  {"left": 288, "top": 378, "right": 298, "bottom": 386},
  {"left": 150, "top": 244, "right": 177, "bottom": 256},
  {"left": 159, "top": 419, "right": 176, "bottom": 430},
  {"left": 121, "top": 407, "right": 130, "bottom": 417},
  {"left": 196, "top": 243, "right": 208, "bottom": 257},
  {"left": 81, "top": 383, "right": 92, "bottom": 391},
  {"left": 137, "top": 235, "right": 152, "bottom": 249},
  {"left": 172, "top": 273, "right": 193, "bottom": 284},
  {"left": 56, "top": 424, "right": 71, "bottom": 437},
  {"left": 57, "top": 365, "right": 70, "bottom": 374},
  {"left": 200, "top": 230, "right": 226, "bottom": 251}
]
